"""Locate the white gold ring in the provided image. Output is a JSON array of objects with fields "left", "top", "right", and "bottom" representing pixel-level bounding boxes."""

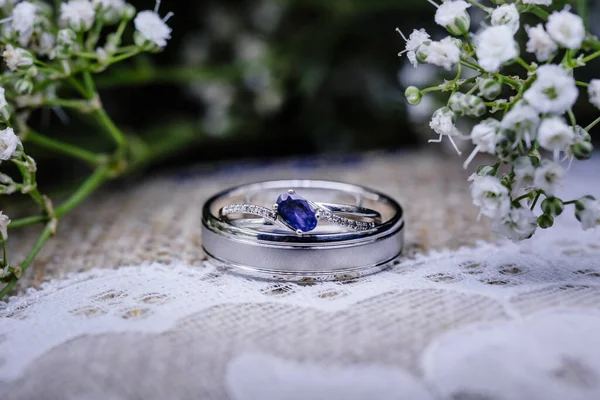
[{"left": 202, "top": 180, "right": 404, "bottom": 281}]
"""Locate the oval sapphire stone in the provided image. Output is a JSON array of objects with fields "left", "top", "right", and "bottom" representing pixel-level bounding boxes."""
[{"left": 276, "top": 192, "right": 318, "bottom": 232}]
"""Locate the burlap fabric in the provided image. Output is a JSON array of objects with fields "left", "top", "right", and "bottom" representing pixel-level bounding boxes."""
[{"left": 9, "top": 150, "right": 493, "bottom": 292}]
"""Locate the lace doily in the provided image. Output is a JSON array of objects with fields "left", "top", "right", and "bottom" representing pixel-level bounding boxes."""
[{"left": 0, "top": 158, "right": 599, "bottom": 400}]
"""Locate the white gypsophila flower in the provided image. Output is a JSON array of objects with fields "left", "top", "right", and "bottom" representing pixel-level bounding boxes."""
[
  {"left": 429, "top": 106, "right": 463, "bottom": 154},
  {"left": 474, "top": 25, "right": 518, "bottom": 73},
  {"left": 525, "top": 24, "right": 558, "bottom": 62},
  {"left": 492, "top": 207, "right": 537, "bottom": 243},
  {"left": 396, "top": 28, "right": 430, "bottom": 68},
  {"left": 463, "top": 118, "right": 501, "bottom": 169},
  {"left": 2, "top": 44, "right": 33, "bottom": 71},
  {"left": 513, "top": 156, "right": 536, "bottom": 188},
  {"left": 423, "top": 37, "right": 461, "bottom": 71},
  {"left": 469, "top": 174, "right": 511, "bottom": 219},
  {"left": 134, "top": 8, "right": 173, "bottom": 48},
  {"left": 523, "top": 0, "right": 552, "bottom": 5},
  {"left": 491, "top": 4, "right": 520, "bottom": 34},
  {"left": 576, "top": 197, "right": 600, "bottom": 230},
  {"left": 500, "top": 103, "right": 540, "bottom": 147},
  {"left": 434, "top": 0, "right": 471, "bottom": 36},
  {"left": 0, "top": 127, "right": 20, "bottom": 161},
  {"left": 546, "top": 9, "right": 585, "bottom": 49},
  {"left": 470, "top": 118, "right": 500, "bottom": 153},
  {"left": 523, "top": 64, "right": 577, "bottom": 115},
  {"left": 12, "top": 1, "right": 37, "bottom": 46},
  {"left": 534, "top": 159, "right": 564, "bottom": 196},
  {"left": 537, "top": 117, "right": 575, "bottom": 158},
  {"left": 0, "top": 211, "right": 9, "bottom": 240},
  {"left": 61, "top": 0, "right": 95, "bottom": 31},
  {"left": 588, "top": 79, "right": 600, "bottom": 109}
]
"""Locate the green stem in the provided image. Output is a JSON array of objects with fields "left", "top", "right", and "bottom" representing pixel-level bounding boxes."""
[
  {"left": 55, "top": 165, "right": 110, "bottom": 218},
  {"left": 450, "top": 62, "right": 462, "bottom": 89},
  {"left": 105, "top": 49, "right": 141, "bottom": 66},
  {"left": 515, "top": 57, "right": 534, "bottom": 72},
  {"left": 93, "top": 108, "right": 126, "bottom": 149},
  {"left": 498, "top": 75, "right": 521, "bottom": 89},
  {"left": 530, "top": 191, "right": 542, "bottom": 210},
  {"left": 82, "top": 71, "right": 96, "bottom": 99},
  {"left": 67, "top": 76, "right": 89, "bottom": 98},
  {"left": 567, "top": 109, "right": 577, "bottom": 127},
  {"left": 466, "top": 81, "right": 480, "bottom": 95},
  {"left": 25, "top": 130, "right": 103, "bottom": 165},
  {"left": 9, "top": 215, "right": 46, "bottom": 229},
  {"left": 513, "top": 193, "right": 532, "bottom": 204},
  {"left": 464, "top": 0, "right": 492, "bottom": 12},
  {"left": 576, "top": 81, "right": 589, "bottom": 87},
  {"left": 582, "top": 49, "right": 600, "bottom": 64},
  {"left": 578, "top": 0, "right": 588, "bottom": 29},
  {"left": 460, "top": 59, "right": 484, "bottom": 72},
  {"left": 529, "top": 6, "right": 549, "bottom": 19},
  {"left": 39, "top": 98, "right": 93, "bottom": 110},
  {"left": 585, "top": 115, "right": 600, "bottom": 131},
  {"left": 0, "top": 223, "right": 54, "bottom": 298},
  {"left": 0, "top": 276, "right": 17, "bottom": 298},
  {"left": 563, "top": 200, "right": 579, "bottom": 205}
]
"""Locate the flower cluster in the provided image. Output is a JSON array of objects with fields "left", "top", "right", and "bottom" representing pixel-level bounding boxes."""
[
  {"left": 0, "top": 0, "right": 173, "bottom": 290},
  {"left": 399, "top": 0, "right": 600, "bottom": 241}
]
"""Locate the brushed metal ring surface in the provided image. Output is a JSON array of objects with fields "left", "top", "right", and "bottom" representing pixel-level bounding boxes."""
[{"left": 201, "top": 180, "right": 404, "bottom": 281}]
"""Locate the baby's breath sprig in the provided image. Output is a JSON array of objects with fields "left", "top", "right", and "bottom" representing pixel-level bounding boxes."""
[
  {"left": 0, "top": 0, "right": 176, "bottom": 298},
  {"left": 399, "top": 0, "right": 600, "bottom": 242}
]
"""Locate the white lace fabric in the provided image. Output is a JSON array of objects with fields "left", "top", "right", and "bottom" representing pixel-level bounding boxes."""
[{"left": 0, "top": 158, "right": 599, "bottom": 400}]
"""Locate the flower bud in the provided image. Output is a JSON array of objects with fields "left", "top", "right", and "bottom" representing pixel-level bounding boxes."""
[
  {"left": 500, "top": 174, "right": 513, "bottom": 189},
  {"left": 405, "top": 86, "right": 422, "bottom": 105},
  {"left": 575, "top": 195, "right": 596, "bottom": 212},
  {"left": 448, "top": 92, "right": 465, "bottom": 116},
  {"left": 476, "top": 165, "right": 496, "bottom": 176},
  {"left": 415, "top": 43, "right": 429, "bottom": 64},
  {"left": 26, "top": 66, "right": 38, "bottom": 78},
  {"left": 134, "top": 31, "right": 152, "bottom": 50},
  {"left": 572, "top": 141, "right": 594, "bottom": 160},
  {"left": 14, "top": 79, "right": 33, "bottom": 95},
  {"left": 56, "top": 29, "right": 77, "bottom": 58},
  {"left": 450, "top": 37, "right": 463, "bottom": 49},
  {"left": 537, "top": 214, "right": 554, "bottom": 229},
  {"left": 448, "top": 92, "right": 486, "bottom": 117},
  {"left": 464, "top": 94, "right": 486, "bottom": 117},
  {"left": 435, "top": 1, "right": 471, "bottom": 36},
  {"left": 541, "top": 197, "right": 564, "bottom": 216},
  {"left": 478, "top": 77, "right": 502, "bottom": 100},
  {"left": 122, "top": 4, "right": 136, "bottom": 20},
  {"left": 57, "top": 28, "right": 77, "bottom": 45}
]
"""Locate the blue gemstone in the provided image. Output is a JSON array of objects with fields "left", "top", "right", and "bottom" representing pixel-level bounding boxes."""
[{"left": 276, "top": 192, "right": 318, "bottom": 232}]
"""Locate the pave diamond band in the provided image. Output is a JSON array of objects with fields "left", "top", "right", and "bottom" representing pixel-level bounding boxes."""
[{"left": 221, "top": 201, "right": 377, "bottom": 233}]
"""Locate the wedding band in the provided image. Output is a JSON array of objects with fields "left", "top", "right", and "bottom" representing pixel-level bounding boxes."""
[{"left": 202, "top": 180, "right": 404, "bottom": 281}]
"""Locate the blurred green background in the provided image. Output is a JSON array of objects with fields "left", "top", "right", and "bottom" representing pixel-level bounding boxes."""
[{"left": 26, "top": 0, "right": 600, "bottom": 184}]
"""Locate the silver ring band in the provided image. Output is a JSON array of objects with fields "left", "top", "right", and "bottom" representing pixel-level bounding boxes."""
[{"left": 202, "top": 180, "right": 404, "bottom": 281}]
